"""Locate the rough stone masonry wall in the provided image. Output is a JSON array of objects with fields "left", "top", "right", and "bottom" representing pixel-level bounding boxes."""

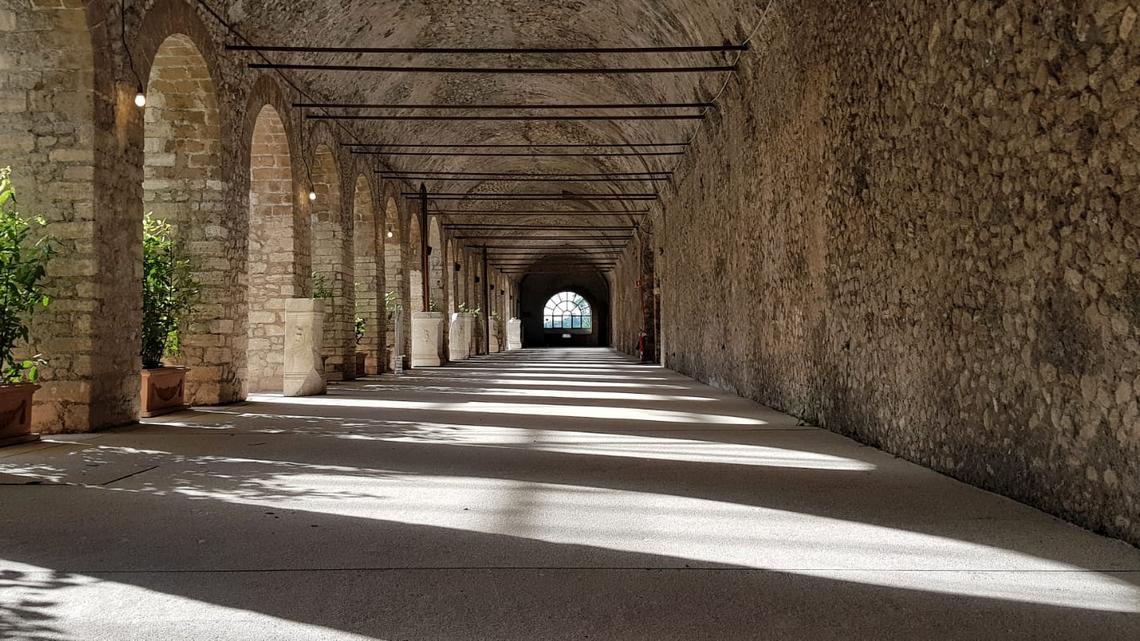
[
  {"left": 353, "top": 176, "right": 382, "bottom": 376},
  {"left": 247, "top": 105, "right": 295, "bottom": 392},
  {"left": 143, "top": 33, "right": 233, "bottom": 403},
  {"left": 630, "top": 0, "right": 1140, "bottom": 546},
  {"left": 0, "top": 0, "right": 98, "bottom": 431},
  {"left": 383, "top": 198, "right": 404, "bottom": 371}
]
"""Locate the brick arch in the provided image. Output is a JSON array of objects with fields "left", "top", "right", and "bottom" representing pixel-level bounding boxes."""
[
  {"left": 382, "top": 192, "right": 405, "bottom": 371},
  {"left": 245, "top": 103, "right": 297, "bottom": 393},
  {"left": 310, "top": 138, "right": 355, "bottom": 380},
  {"left": 142, "top": 29, "right": 236, "bottom": 407},
  {"left": 407, "top": 210, "right": 425, "bottom": 317},
  {"left": 133, "top": 0, "right": 235, "bottom": 147},
  {"left": 133, "top": 0, "right": 224, "bottom": 105},
  {"left": 428, "top": 217, "right": 448, "bottom": 315},
  {"left": 352, "top": 174, "right": 383, "bottom": 375},
  {"left": 241, "top": 75, "right": 307, "bottom": 235}
]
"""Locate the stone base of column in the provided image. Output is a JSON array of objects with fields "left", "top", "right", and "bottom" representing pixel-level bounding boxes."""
[
  {"left": 507, "top": 318, "right": 523, "bottom": 351},
  {"left": 411, "top": 311, "right": 446, "bottom": 367},
  {"left": 284, "top": 298, "right": 326, "bottom": 397},
  {"left": 449, "top": 313, "right": 475, "bottom": 360}
]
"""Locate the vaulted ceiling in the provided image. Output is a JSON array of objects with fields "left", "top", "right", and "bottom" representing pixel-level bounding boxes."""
[{"left": 224, "top": 0, "right": 766, "bottom": 273}]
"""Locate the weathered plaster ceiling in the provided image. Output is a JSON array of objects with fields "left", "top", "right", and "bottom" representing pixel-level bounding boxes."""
[{"left": 222, "top": 0, "right": 765, "bottom": 269}]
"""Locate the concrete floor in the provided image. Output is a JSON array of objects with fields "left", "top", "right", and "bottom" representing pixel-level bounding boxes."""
[{"left": 1, "top": 348, "right": 1138, "bottom": 640}]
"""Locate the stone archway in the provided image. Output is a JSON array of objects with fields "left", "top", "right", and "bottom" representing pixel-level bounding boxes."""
[
  {"left": 382, "top": 195, "right": 403, "bottom": 371},
  {"left": 142, "top": 32, "right": 228, "bottom": 404},
  {"left": 310, "top": 143, "right": 353, "bottom": 381},
  {"left": 428, "top": 218, "right": 447, "bottom": 314},
  {"left": 246, "top": 104, "right": 296, "bottom": 393},
  {"left": 353, "top": 176, "right": 382, "bottom": 376}
]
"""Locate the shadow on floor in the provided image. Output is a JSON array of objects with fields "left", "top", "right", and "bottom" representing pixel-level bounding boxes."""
[{"left": 0, "top": 349, "right": 1137, "bottom": 639}]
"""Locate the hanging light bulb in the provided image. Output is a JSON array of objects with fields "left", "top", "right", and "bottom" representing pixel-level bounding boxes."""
[
  {"left": 308, "top": 189, "right": 317, "bottom": 202},
  {"left": 386, "top": 227, "right": 394, "bottom": 238},
  {"left": 134, "top": 85, "right": 146, "bottom": 108}
]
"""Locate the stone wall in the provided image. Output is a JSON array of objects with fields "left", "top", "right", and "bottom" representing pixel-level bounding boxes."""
[
  {"left": 247, "top": 105, "right": 295, "bottom": 392},
  {"left": 353, "top": 176, "right": 382, "bottom": 376},
  {"left": 382, "top": 196, "right": 404, "bottom": 370},
  {"left": 0, "top": 0, "right": 98, "bottom": 431},
  {"left": 2, "top": 0, "right": 438, "bottom": 430},
  {"left": 615, "top": 0, "right": 1140, "bottom": 546}
]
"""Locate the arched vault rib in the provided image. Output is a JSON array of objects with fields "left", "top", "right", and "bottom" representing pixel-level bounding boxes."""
[{"left": 221, "top": 1, "right": 767, "bottom": 274}]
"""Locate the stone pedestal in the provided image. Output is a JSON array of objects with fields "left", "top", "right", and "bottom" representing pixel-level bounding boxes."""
[
  {"left": 490, "top": 320, "right": 502, "bottom": 353},
  {"left": 507, "top": 318, "right": 523, "bottom": 351},
  {"left": 449, "top": 312, "right": 475, "bottom": 361},
  {"left": 284, "top": 298, "right": 326, "bottom": 397},
  {"left": 411, "top": 311, "right": 446, "bottom": 367}
]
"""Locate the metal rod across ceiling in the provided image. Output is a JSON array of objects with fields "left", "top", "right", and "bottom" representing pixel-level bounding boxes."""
[
  {"left": 445, "top": 225, "right": 633, "bottom": 230},
  {"left": 366, "top": 150, "right": 682, "bottom": 157},
  {"left": 405, "top": 192, "right": 658, "bottom": 200},
  {"left": 228, "top": 44, "right": 747, "bottom": 55},
  {"left": 361, "top": 144, "right": 686, "bottom": 150},
  {"left": 453, "top": 236, "right": 634, "bottom": 240},
  {"left": 297, "top": 102, "right": 712, "bottom": 110},
  {"left": 251, "top": 63, "right": 736, "bottom": 75},
  {"left": 392, "top": 176, "right": 668, "bottom": 183},
  {"left": 433, "top": 210, "right": 649, "bottom": 215},
  {"left": 321, "top": 114, "right": 702, "bottom": 122}
]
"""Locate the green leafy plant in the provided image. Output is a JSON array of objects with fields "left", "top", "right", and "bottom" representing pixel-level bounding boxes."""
[
  {"left": 0, "top": 168, "right": 55, "bottom": 384},
  {"left": 384, "top": 291, "right": 402, "bottom": 320},
  {"left": 141, "top": 213, "right": 199, "bottom": 369},
  {"left": 458, "top": 302, "right": 480, "bottom": 316},
  {"left": 354, "top": 316, "right": 366, "bottom": 345},
  {"left": 312, "top": 272, "right": 333, "bottom": 300}
]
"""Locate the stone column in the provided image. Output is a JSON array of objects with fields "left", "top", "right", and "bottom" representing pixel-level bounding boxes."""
[
  {"left": 284, "top": 299, "right": 326, "bottom": 396},
  {"left": 507, "top": 319, "right": 523, "bottom": 351},
  {"left": 411, "top": 311, "right": 446, "bottom": 367}
]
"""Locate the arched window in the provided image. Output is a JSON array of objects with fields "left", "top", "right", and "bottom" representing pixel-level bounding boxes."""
[{"left": 543, "top": 291, "right": 593, "bottom": 330}]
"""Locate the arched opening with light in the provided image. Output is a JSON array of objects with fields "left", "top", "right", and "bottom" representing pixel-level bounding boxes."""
[{"left": 544, "top": 291, "right": 594, "bottom": 331}]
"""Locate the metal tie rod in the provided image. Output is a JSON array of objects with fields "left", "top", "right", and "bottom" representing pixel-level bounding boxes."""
[
  {"left": 434, "top": 209, "right": 650, "bottom": 213},
  {"left": 445, "top": 225, "right": 634, "bottom": 230},
  {"left": 324, "top": 114, "right": 702, "bottom": 122},
  {"left": 453, "top": 236, "right": 634, "bottom": 240},
  {"left": 298, "top": 102, "right": 711, "bottom": 110},
  {"left": 407, "top": 194, "right": 659, "bottom": 200},
  {"left": 367, "top": 150, "right": 682, "bottom": 157},
  {"left": 229, "top": 44, "right": 748, "bottom": 55},
  {"left": 395, "top": 176, "right": 667, "bottom": 183},
  {"left": 361, "top": 144, "right": 686, "bottom": 150},
  {"left": 251, "top": 63, "right": 735, "bottom": 75}
]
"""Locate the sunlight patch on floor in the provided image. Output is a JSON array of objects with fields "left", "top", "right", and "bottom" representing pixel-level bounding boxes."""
[
  {"left": 249, "top": 395, "right": 766, "bottom": 426},
  {"left": 0, "top": 561, "right": 380, "bottom": 641},
  {"left": 373, "top": 427, "right": 872, "bottom": 470},
  {"left": 171, "top": 474, "right": 1140, "bottom": 613}
]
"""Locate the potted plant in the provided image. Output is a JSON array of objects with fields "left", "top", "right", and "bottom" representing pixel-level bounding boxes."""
[
  {"left": 140, "top": 213, "right": 198, "bottom": 417},
  {"left": 0, "top": 167, "right": 54, "bottom": 446},
  {"left": 354, "top": 316, "right": 367, "bottom": 376}
]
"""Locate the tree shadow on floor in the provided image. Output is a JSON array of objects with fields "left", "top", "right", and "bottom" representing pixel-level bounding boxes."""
[{"left": 1, "top": 482, "right": 1138, "bottom": 640}]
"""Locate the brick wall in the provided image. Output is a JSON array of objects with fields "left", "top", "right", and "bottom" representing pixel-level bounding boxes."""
[{"left": 246, "top": 104, "right": 295, "bottom": 392}]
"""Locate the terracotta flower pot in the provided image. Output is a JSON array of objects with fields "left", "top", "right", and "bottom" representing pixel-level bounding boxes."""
[
  {"left": 140, "top": 367, "right": 189, "bottom": 418},
  {"left": 0, "top": 383, "right": 40, "bottom": 447}
]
